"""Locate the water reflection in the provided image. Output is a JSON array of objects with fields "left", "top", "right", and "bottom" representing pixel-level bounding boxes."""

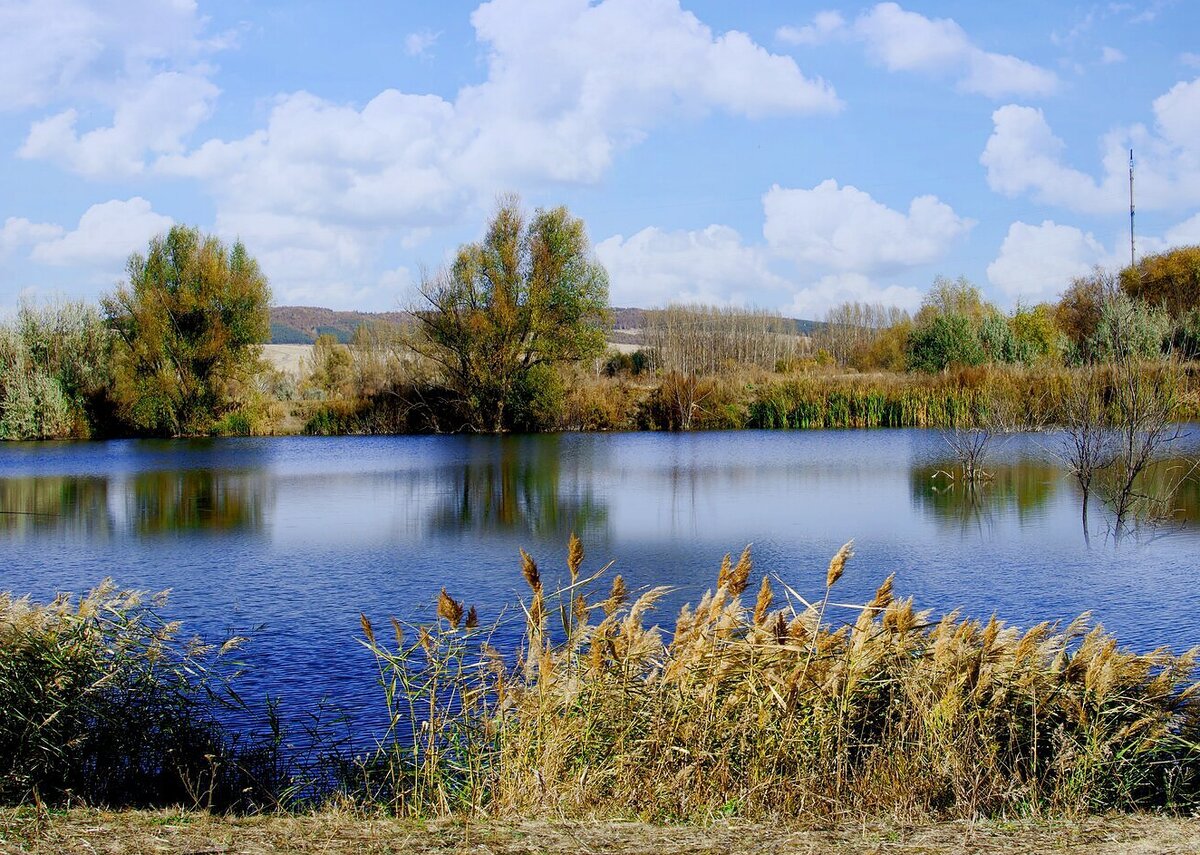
[
  {"left": 429, "top": 436, "right": 607, "bottom": 537},
  {"left": 910, "top": 460, "right": 1060, "bottom": 531},
  {"left": 128, "top": 470, "right": 268, "bottom": 535},
  {"left": 0, "top": 476, "right": 113, "bottom": 537}
]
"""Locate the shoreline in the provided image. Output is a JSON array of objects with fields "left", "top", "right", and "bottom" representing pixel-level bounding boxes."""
[{"left": 6, "top": 810, "right": 1200, "bottom": 854}]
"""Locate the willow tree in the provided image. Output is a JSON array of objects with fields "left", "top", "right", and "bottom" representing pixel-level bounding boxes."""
[
  {"left": 415, "top": 198, "right": 610, "bottom": 432},
  {"left": 103, "top": 226, "right": 271, "bottom": 435}
]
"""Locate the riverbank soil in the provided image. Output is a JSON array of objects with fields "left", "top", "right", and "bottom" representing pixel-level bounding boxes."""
[{"left": 3, "top": 811, "right": 1200, "bottom": 854}]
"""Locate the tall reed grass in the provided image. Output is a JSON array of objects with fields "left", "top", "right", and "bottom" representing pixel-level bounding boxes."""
[
  {"left": 0, "top": 582, "right": 284, "bottom": 809},
  {"left": 362, "top": 538, "right": 1200, "bottom": 821}
]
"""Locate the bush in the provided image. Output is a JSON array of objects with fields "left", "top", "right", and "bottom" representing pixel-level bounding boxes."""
[
  {"left": 0, "top": 583, "right": 280, "bottom": 809},
  {"left": 906, "top": 313, "right": 985, "bottom": 373}
]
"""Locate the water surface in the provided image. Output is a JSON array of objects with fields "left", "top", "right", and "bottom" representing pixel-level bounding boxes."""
[{"left": 2, "top": 430, "right": 1198, "bottom": 735}]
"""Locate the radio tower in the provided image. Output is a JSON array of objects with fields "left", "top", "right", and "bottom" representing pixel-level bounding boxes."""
[{"left": 1129, "top": 149, "right": 1136, "bottom": 269}]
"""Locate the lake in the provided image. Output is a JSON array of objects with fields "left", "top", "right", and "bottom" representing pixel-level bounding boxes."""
[{"left": 2, "top": 430, "right": 1199, "bottom": 740}]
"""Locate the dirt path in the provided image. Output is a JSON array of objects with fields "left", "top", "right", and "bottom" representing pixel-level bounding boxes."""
[{"left": 4, "top": 811, "right": 1200, "bottom": 854}]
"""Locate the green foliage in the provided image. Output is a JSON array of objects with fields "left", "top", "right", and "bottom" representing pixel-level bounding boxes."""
[
  {"left": 0, "top": 301, "right": 110, "bottom": 440},
  {"left": 415, "top": 196, "right": 610, "bottom": 432},
  {"left": 917, "top": 275, "right": 991, "bottom": 324},
  {"left": 1173, "top": 308, "right": 1200, "bottom": 360},
  {"left": 1121, "top": 245, "right": 1200, "bottom": 318},
  {"left": 103, "top": 225, "right": 271, "bottom": 436},
  {"left": 906, "top": 313, "right": 985, "bottom": 372},
  {"left": 1009, "top": 303, "right": 1064, "bottom": 364},
  {"left": 1087, "top": 294, "right": 1170, "bottom": 362}
]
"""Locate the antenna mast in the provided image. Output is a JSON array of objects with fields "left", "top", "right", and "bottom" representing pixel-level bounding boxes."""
[{"left": 1129, "top": 148, "right": 1136, "bottom": 269}]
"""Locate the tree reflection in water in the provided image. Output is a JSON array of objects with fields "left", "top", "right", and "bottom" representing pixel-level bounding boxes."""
[
  {"left": 911, "top": 460, "right": 1059, "bottom": 535},
  {"left": 912, "top": 455, "right": 1200, "bottom": 539},
  {"left": 129, "top": 470, "right": 267, "bottom": 534},
  {"left": 430, "top": 436, "right": 607, "bottom": 538},
  {"left": 0, "top": 476, "right": 113, "bottom": 537}
]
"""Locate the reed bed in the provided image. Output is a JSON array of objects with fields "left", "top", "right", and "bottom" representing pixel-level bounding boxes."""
[
  {"left": 0, "top": 583, "right": 282, "bottom": 810},
  {"left": 362, "top": 538, "right": 1200, "bottom": 822}
]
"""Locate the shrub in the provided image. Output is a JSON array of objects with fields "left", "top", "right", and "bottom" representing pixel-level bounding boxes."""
[{"left": 0, "top": 583, "right": 280, "bottom": 809}]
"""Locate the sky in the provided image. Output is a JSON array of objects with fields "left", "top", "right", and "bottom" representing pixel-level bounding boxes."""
[{"left": 1, "top": 0, "right": 1198, "bottom": 319}]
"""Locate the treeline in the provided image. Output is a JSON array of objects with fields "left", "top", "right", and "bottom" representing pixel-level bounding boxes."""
[
  {"left": 5, "top": 199, "right": 1199, "bottom": 439},
  {"left": 816, "top": 247, "right": 1200, "bottom": 373},
  {"left": 0, "top": 226, "right": 272, "bottom": 440}
]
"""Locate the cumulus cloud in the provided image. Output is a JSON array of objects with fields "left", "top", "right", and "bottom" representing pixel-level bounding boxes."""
[
  {"left": 778, "top": 3, "right": 1057, "bottom": 98},
  {"left": 0, "top": 0, "right": 218, "bottom": 111},
  {"left": 20, "top": 72, "right": 219, "bottom": 177},
  {"left": 0, "top": 217, "right": 64, "bottom": 257},
  {"left": 776, "top": 11, "right": 845, "bottom": 46},
  {"left": 762, "top": 180, "right": 973, "bottom": 274},
  {"left": 593, "top": 180, "right": 969, "bottom": 316},
  {"left": 7, "top": 0, "right": 228, "bottom": 177},
  {"left": 986, "top": 221, "right": 1110, "bottom": 302},
  {"left": 1166, "top": 213, "right": 1200, "bottom": 244},
  {"left": 985, "top": 214, "right": 1200, "bottom": 304},
  {"left": 156, "top": 0, "right": 839, "bottom": 302},
  {"left": 595, "top": 225, "right": 786, "bottom": 308},
  {"left": 31, "top": 198, "right": 172, "bottom": 269},
  {"left": 784, "top": 273, "right": 924, "bottom": 320},
  {"left": 982, "top": 77, "right": 1200, "bottom": 213}
]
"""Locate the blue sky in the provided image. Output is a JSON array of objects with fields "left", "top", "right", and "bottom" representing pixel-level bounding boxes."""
[{"left": 1, "top": 0, "right": 1198, "bottom": 318}]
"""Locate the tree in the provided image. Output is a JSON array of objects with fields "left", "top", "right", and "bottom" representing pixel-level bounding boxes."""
[
  {"left": 1056, "top": 269, "right": 1110, "bottom": 363},
  {"left": 415, "top": 197, "right": 610, "bottom": 432},
  {"left": 103, "top": 226, "right": 271, "bottom": 435},
  {"left": 1120, "top": 245, "right": 1200, "bottom": 319},
  {"left": 905, "top": 313, "right": 984, "bottom": 373}
]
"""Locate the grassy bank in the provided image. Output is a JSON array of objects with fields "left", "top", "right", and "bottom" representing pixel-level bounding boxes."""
[
  {"left": 5, "top": 542, "right": 1200, "bottom": 824},
  {"left": 298, "top": 363, "right": 1200, "bottom": 434},
  {"left": 5, "top": 809, "right": 1200, "bottom": 854}
]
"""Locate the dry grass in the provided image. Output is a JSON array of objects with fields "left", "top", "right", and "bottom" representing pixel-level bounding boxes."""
[
  {"left": 0, "top": 584, "right": 278, "bottom": 810},
  {"left": 4, "top": 808, "right": 1200, "bottom": 854},
  {"left": 361, "top": 540, "right": 1200, "bottom": 822}
]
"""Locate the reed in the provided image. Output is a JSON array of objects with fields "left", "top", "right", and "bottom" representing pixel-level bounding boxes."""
[
  {"left": 0, "top": 583, "right": 284, "bottom": 810},
  {"left": 362, "top": 540, "right": 1200, "bottom": 821}
]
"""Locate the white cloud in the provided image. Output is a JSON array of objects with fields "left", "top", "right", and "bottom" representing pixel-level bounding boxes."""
[
  {"left": 7, "top": 0, "right": 229, "bottom": 177},
  {"left": 595, "top": 179, "right": 969, "bottom": 316},
  {"left": 20, "top": 72, "right": 219, "bottom": 177},
  {"left": 1101, "top": 46, "right": 1126, "bottom": 64},
  {"left": 31, "top": 198, "right": 172, "bottom": 269},
  {"left": 784, "top": 273, "right": 924, "bottom": 320},
  {"left": 1166, "top": 213, "right": 1200, "bottom": 244},
  {"left": 762, "top": 180, "right": 973, "bottom": 274},
  {"left": 0, "top": 0, "right": 218, "bottom": 111},
  {"left": 986, "top": 221, "right": 1110, "bottom": 301},
  {"left": 595, "top": 225, "right": 786, "bottom": 308},
  {"left": 776, "top": 11, "right": 845, "bottom": 46},
  {"left": 1182, "top": 52, "right": 1200, "bottom": 69},
  {"left": 405, "top": 29, "right": 439, "bottom": 58},
  {"left": 0, "top": 217, "right": 64, "bottom": 257},
  {"left": 780, "top": 3, "right": 1057, "bottom": 98},
  {"left": 982, "top": 78, "right": 1200, "bottom": 213},
  {"left": 157, "top": 0, "right": 839, "bottom": 303},
  {"left": 985, "top": 214, "right": 1200, "bottom": 304}
]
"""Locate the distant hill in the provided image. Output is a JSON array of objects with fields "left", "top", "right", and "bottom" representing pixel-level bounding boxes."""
[
  {"left": 269, "top": 306, "right": 411, "bottom": 344},
  {"left": 268, "top": 305, "right": 820, "bottom": 344}
]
